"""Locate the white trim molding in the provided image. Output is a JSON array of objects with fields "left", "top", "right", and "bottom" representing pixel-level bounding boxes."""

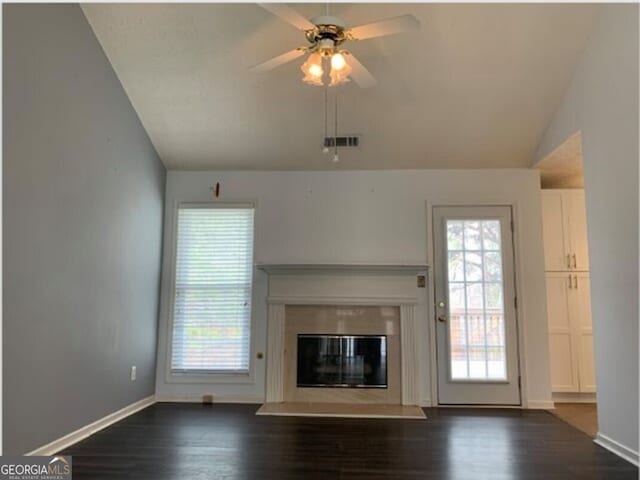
[
  {"left": 25, "top": 395, "right": 156, "bottom": 456},
  {"left": 257, "top": 263, "right": 429, "bottom": 275},
  {"left": 267, "top": 295, "right": 418, "bottom": 306},
  {"left": 155, "top": 394, "right": 264, "bottom": 404},
  {"left": 526, "top": 400, "right": 555, "bottom": 410},
  {"left": 265, "top": 303, "right": 286, "bottom": 402},
  {"left": 265, "top": 294, "right": 421, "bottom": 406},
  {"left": 552, "top": 392, "right": 597, "bottom": 404},
  {"left": 594, "top": 433, "right": 639, "bottom": 466},
  {"left": 400, "top": 304, "right": 420, "bottom": 406}
]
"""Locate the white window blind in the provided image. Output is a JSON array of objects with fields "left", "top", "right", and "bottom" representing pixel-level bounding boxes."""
[{"left": 171, "top": 205, "right": 254, "bottom": 373}]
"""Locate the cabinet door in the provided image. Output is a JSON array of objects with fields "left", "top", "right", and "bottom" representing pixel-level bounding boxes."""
[
  {"left": 573, "top": 273, "right": 596, "bottom": 392},
  {"left": 541, "top": 191, "right": 570, "bottom": 271},
  {"left": 565, "top": 191, "right": 590, "bottom": 271},
  {"left": 546, "top": 273, "right": 579, "bottom": 392}
]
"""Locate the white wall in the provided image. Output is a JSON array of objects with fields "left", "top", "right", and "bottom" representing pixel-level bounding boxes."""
[
  {"left": 535, "top": 5, "right": 639, "bottom": 460},
  {"left": 155, "top": 169, "right": 552, "bottom": 407}
]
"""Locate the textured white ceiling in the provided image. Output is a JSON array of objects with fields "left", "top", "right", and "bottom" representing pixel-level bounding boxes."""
[{"left": 82, "top": 3, "right": 600, "bottom": 170}]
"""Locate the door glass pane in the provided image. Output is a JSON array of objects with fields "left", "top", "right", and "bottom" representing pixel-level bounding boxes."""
[{"left": 446, "top": 219, "right": 507, "bottom": 380}]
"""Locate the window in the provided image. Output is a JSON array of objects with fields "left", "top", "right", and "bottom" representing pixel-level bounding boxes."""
[
  {"left": 446, "top": 219, "right": 507, "bottom": 380},
  {"left": 171, "top": 204, "right": 254, "bottom": 374}
]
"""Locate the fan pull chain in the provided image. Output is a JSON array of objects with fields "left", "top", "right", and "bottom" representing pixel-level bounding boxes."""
[
  {"left": 333, "top": 91, "right": 339, "bottom": 163},
  {"left": 322, "top": 85, "right": 329, "bottom": 154}
]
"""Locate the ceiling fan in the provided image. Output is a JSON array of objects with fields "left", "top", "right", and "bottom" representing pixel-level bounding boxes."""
[{"left": 250, "top": 4, "right": 420, "bottom": 88}]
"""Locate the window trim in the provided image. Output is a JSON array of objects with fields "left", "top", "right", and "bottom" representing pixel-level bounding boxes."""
[{"left": 164, "top": 201, "right": 258, "bottom": 384}]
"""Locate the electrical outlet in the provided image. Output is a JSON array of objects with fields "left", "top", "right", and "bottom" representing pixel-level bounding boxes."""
[{"left": 130, "top": 366, "right": 137, "bottom": 381}]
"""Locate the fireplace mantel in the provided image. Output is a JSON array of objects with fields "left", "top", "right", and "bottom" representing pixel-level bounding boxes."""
[
  {"left": 262, "top": 262, "right": 425, "bottom": 407},
  {"left": 256, "top": 262, "right": 429, "bottom": 275}
]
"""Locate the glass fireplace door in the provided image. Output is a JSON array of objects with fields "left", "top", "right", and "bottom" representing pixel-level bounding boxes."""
[{"left": 297, "top": 335, "right": 387, "bottom": 388}]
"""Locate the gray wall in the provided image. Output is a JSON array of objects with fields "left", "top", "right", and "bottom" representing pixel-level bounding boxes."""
[
  {"left": 535, "top": 5, "right": 639, "bottom": 455},
  {"left": 3, "top": 4, "right": 166, "bottom": 454}
]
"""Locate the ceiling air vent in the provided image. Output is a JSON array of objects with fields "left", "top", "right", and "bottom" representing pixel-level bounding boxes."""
[{"left": 323, "top": 136, "right": 360, "bottom": 148}]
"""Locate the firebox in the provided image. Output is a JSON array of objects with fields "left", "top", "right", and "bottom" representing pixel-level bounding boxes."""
[{"left": 296, "top": 334, "right": 387, "bottom": 388}]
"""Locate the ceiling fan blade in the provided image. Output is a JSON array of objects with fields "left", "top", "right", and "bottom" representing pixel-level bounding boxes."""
[
  {"left": 345, "top": 53, "right": 377, "bottom": 88},
  {"left": 348, "top": 14, "right": 420, "bottom": 41},
  {"left": 249, "top": 48, "right": 306, "bottom": 74},
  {"left": 258, "top": 3, "right": 316, "bottom": 31}
]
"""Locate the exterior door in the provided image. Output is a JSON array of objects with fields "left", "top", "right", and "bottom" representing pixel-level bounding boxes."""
[{"left": 433, "top": 206, "right": 521, "bottom": 405}]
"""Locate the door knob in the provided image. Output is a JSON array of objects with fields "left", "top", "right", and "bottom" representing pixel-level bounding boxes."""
[{"left": 438, "top": 315, "right": 447, "bottom": 322}]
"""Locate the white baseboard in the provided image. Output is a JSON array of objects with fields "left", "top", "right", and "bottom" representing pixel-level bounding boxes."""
[
  {"left": 25, "top": 395, "right": 156, "bottom": 456},
  {"left": 594, "top": 432, "right": 639, "bottom": 466},
  {"left": 552, "top": 392, "right": 597, "bottom": 404},
  {"left": 526, "top": 400, "right": 555, "bottom": 409},
  {"left": 155, "top": 394, "right": 264, "bottom": 404}
]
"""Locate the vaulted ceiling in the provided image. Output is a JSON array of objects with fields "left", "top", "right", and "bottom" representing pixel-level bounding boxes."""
[{"left": 82, "top": 3, "right": 600, "bottom": 170}]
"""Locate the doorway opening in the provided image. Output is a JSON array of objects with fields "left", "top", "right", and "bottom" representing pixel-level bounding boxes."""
[{"left": 534, "top": 131, "right": 597, "bottom": 437}]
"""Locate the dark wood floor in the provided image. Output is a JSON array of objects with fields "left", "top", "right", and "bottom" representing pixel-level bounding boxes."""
[{"left": 61, "top": 403, "right": 637, "bottom": 480}]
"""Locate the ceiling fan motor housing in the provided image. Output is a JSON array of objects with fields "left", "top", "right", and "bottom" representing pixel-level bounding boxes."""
[{"left": 306, "top": 15, "right": 348, "bottom": 51}]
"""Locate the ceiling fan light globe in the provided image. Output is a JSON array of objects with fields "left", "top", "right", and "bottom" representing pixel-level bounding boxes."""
[
  {"left": 300, "top": 52, "right": 325, "bottom": 83},
  {"left": 302, "top": 74, "right": 323, "bottom": 87},
  {"left": 308, "top": 64, "right": 323, "bottom": 78},
  {"left": 329, "top": 61, "right": 352, "bottom": 87},
  {"left": 331, "top": 53, "right": 347, "bottom": 71}
]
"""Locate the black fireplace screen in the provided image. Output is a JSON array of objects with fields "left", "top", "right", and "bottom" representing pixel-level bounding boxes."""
[{"left": 296, "top": 334, "right": 387, "bottom": 388}]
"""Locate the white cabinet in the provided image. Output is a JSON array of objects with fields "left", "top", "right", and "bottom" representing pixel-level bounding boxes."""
[
  {"left": 541, "top": 191, "right": 569, "bottom": 271},
  {"left": 541, "top": 190, "right": 590, "bottom": 271},
  {"left": 574, "top": 272, "right": 596, "bottom": 392},
  {"left": 545, "top": 272, "right": 595, "bottom": 393},
  {"left": 564, "top": 191, "right": 590, "bottom": 271},
  {"left": 542, "top": 189, "right": 595, "bottom": 395},
  {"left": 546, "top": 273, "right": 578, "bottom": 392}
]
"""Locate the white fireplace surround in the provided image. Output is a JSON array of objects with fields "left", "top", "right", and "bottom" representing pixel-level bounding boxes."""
[{"left": 260, "top": 264, "right": 427, "bottom": 406}]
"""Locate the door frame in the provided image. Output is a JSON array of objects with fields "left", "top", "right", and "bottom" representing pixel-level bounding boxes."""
[{"left": 426, "top": 201, "right": 529, "bottom": 408}]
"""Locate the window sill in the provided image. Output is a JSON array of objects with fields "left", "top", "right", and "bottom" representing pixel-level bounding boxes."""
[{"left": 166, "top": 371, "right": 255, "bottom": 385}]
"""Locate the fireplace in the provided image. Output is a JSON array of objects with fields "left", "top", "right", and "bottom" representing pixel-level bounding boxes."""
[
  {"left": 297, "top": 335, "right": 388, "bottom": 388},
  {"left": 259, "top": 264, "right": 425, "bottom": 406}
]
